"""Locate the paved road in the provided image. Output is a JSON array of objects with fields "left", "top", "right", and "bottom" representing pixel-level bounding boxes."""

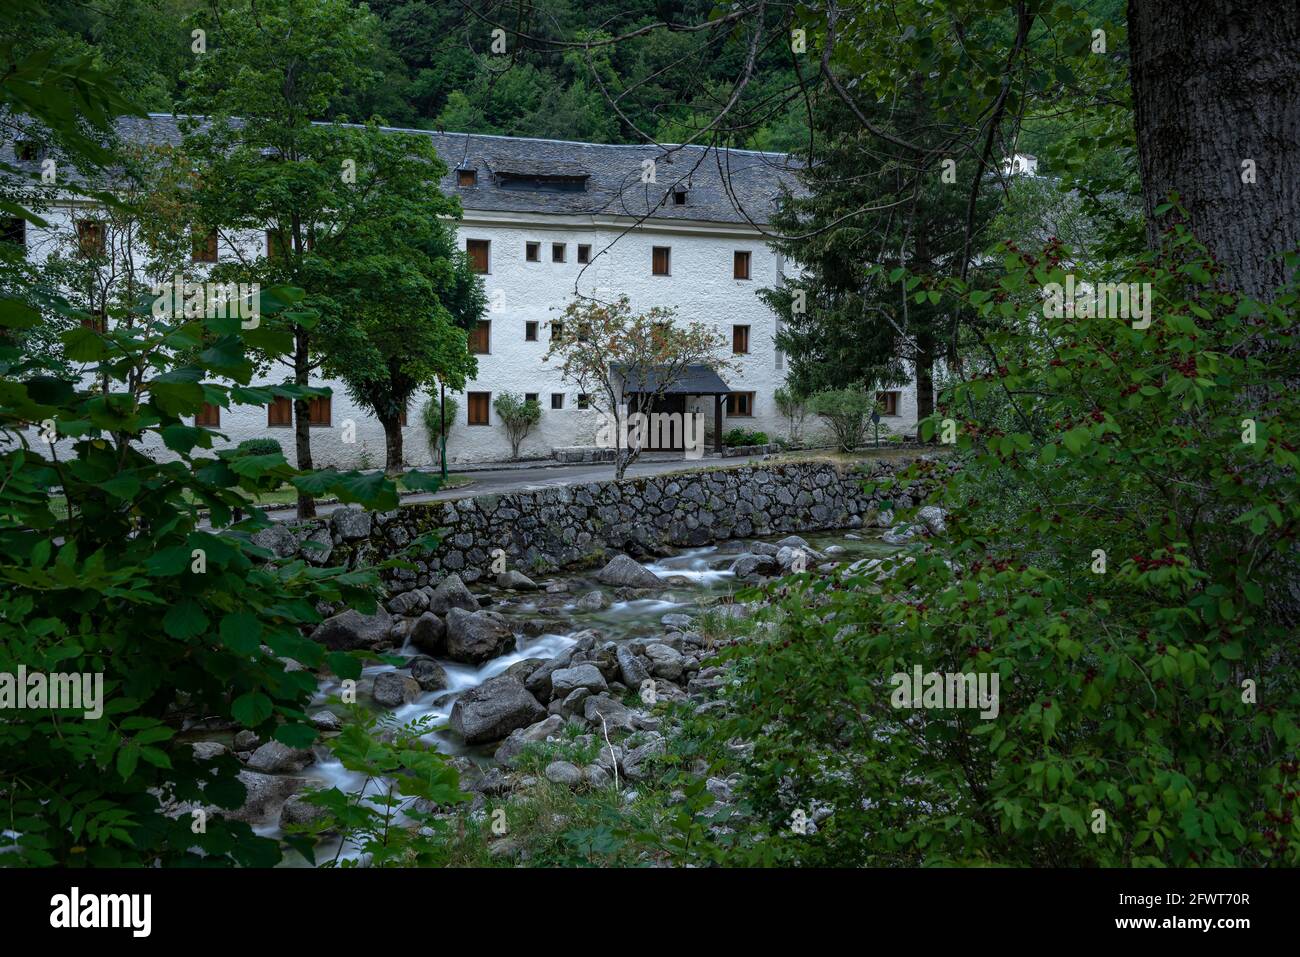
[{"left": 259, "top": 451, "right": 781, "bottom": 520}]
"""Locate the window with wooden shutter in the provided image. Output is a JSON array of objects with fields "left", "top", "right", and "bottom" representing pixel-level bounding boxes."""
[
  {"left": 308, "top": 395, "right": 331, "bottom": 426},
  {"left": 551, "top": 320, "right": 563, "bottom": 340},
  {"left": 577, "top": 244, "right": 590, "bottom": 264},
  {"left": 732, "top": 325, "right": 750, "bottom": 354},
  {"left": 469, "top": 320, "right": 490, "bottom": 354},
  {"left": 268, "top": 396, "right": 292, "bottom": 427},
  {"left": 1, "top": 217, "right": 26, "bottom": 248},
  {"left": 726, "top": 392, "right": 755, "bottom": 417},
  {"left": 466, "top": 239, "right": 490, "bottom": 274},
  {"left": 733, "top": 250, "right": 751, "bottom": 280},
  {"left": 76, "top": 220, "right": 105, "bottom": 257},
  {"left": 652, "top": 246, "right": 670, "bottom": 276},
  {"left": 467, "top": 391, "right": 490, "bottom": 425},
  {"left": 192, "top": 228, "right": 218, "bottom": 263},
  {"left": 877, "top": 391, "right": 900, "bottom": 416},
  {"left": 458, "top": 169, "right": 477, "bottom": 187},
  {"left": 194, "top": 402, "right": 220, "bottom": 427}
]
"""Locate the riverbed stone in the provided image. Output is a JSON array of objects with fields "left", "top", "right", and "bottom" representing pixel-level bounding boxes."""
[
  {"left": 407, "top": 655, "right": 450, "bottom": 691},
  {"left": 310, "top": 607, "right": 393, "bottom": 651},
  {"left": 310, "top": 711, "right": 342, "bottom": 732},
  {"left": 444, "top": 608, "right": 515, "bottom": 664},
  {"left": 596, "top": 554, "right": 664, "bottom": 588},
  {"left": 549, "top": 663, "right": 608, "bottom": 698},
  {"left": 575, "top": 589, "right": 607, "bottom": 611},
  {"left": 428, "top": 573, "right": 480, "bottom": 615},
  {"left": 644, "top": 643, "right": 685, "bottom": 681},
  {"left": 732, "top": 554, "right": 777, "bottom": 578},
  {"left": 373, "top": 671, "right": 421, "bottom": 708},
  {"left": 246, "top": 741, "right": 314, "bottom": 774},
  {"left": 450, "top": 675, "right": 546, "bottom": 744},
  {"left": 544, "top": 761, "right": 584, "bottom": 787},
  {"left": 583, "top": 693, "right": 637, "bottom": 734},
  {"left": 497, "top": 570, "right": 539, "bottom": 590},
  {"left": 386, "top": 589, "right": 427, "bottom": 616},
  {"left": 225, "top": 771, "right": 306, "bottom": 825},
  {"left": 494, "top": 714, "right": 565, "bottom": 766},
  {"left": 409, "top": 611, "right": 446, "bottom": 655},
  {"left": 616, "top": 645, "right": 650, "bottom": 687}
]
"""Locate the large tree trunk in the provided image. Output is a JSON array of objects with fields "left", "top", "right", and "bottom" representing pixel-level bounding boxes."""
[
  {"left": 914, "top": 331, "right": 936, "bottom": 437},
  {"left": 292, "top": 326, "right": 316, "bottom": 519},
  {"left": 1129, "top": 0, "right": 1300, "bottom": 299},
  {"left": 381, "top": 414, "right": 403, "bottom": 474}
]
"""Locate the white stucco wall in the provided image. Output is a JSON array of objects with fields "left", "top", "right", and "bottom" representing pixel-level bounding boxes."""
[{"left": 16, "top": 197, "right": 921, "bottom": 469}]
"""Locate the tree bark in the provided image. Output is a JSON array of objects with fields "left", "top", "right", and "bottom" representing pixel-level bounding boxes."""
[
  {"left": 915, "top": 331, "right": 936, "bottom": 436},
  {"left": 293, "top": 326, "right": 316, "bottom": 519},
  {"left": 380, "top": 413, "right": 403, "bottom": 474},
  {"left": 1129, "top": 0, "right": 1300, "bottom": 299}
]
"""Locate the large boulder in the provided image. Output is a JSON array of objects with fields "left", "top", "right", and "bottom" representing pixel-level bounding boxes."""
[
  {"left": 644, "top": 643, "right": 685, "bottom": 682},
  {"left": 731, "top": 554, "right": 777, "bottom": 579},
  {"left": 246, "top": 741, "right": 314, "bottom": 774},
  {"left": 407, "top": 655, "right": 449, "bottom": 692},
  {"left": 882, "top": 523, "right": 921, "bottom": 546},
  {"left": 544, "top": 761, "right": 584, "bottom": 788},
  {"left": 916, "top": 506, "right": 948, "bottom": 535},
  {"left": 450, "top": 675, "right": 546, "bottom": 745},
  {"left": 549, "top": 663, "right": 608, "bottom": 699},
  {"left": 445, "top": 608, "right": 515, "bottom": 663},
  {"left": 595, "top": 554, "right": 664, "bottom": 589},
  {"left": 428, "top": 574, "right": 480, "bottom": 615},
  {"left": 524, "top": 647, "right": 577, "bottom": 699},
  {"left": 225, "top": 771, "right": 306, "bottom": 825},
  {"left": 582, "top": 693, "right": 637, "bottom": 734},
  {"left": 310, "top": 607, "right": 392, "bottom": 651},
  {"left": 372, "top": 671, "right": 421, "bottom": 708},
  {"left": 409, "top": 612, "right": 446, "bottom": 656},
  {"left": 497, "top": 570, "right": 539, "bottom": 591},
  {"left": 494, "top": 714, "right": 565, "bottom": 766},
  {"left": 386, "top": 589, "right": 427, "bottom": 616}
]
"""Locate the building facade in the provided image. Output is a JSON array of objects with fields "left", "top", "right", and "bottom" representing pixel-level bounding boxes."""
[{"left": 9, "top": 116, "right": 922, "bottom": 468}]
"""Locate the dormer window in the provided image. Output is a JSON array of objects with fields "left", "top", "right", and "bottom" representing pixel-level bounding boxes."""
[
  {"left": 673, "top": 189, "right": 688, "bottom": 205},
  {"left": 458, "top": 168, "right": 477, "bottom": 187},
  {"left": 496, "top": 171, "right": 588, "bottom": 193}
]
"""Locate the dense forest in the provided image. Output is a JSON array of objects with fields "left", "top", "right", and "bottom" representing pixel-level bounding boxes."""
[{"left": 10, "top": 0, "right": 813, "bottom": 149}]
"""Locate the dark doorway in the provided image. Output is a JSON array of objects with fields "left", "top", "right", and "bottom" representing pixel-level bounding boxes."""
[{"left": 631, "top": 393, "right": 687, "bottom": 450}]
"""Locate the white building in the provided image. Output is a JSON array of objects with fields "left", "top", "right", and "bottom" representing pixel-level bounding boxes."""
[{"left": 8, "top": 115, "right": 921, "bottom": 468}]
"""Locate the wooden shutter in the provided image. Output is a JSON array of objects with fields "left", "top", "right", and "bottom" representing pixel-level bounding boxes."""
[
  {"left": 732, "top": 325, "right": 750, "bottom": 354},
  {"left": 467, "top": 392, "right": 490, "bottom": 425},
  {"left": 308, "top": 395, "right": 331, "bottom": 426},
  {"left": 268, "top": 396, "right": 292, "bottom": 426},
  {"left": 469, "top": 320, "right": 490, "bottom": 354},
  {"left": 195, "top": 402, "right": 221, "bottom": 427},
  {"left": 733, "top": 250, "right": 751, "bottom": 279},
  {"left": 466, "top": 239, "right": 490, "bottom": 274},
  {"left": 652, "top": 246, "right": 670, "bottom": 275}
]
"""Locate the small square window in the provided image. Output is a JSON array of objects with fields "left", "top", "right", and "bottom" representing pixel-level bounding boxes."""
[
  {"left": 577, "top": 394, "right": 591, "bottom": 410},
  {"left": 525, "top": 392, "right": 539, "bottom": 404},
  {"left": 195, "top": 402, "right": 221, "bottom": 427},
  {"left": 673, "top": 190, "right": 687, "bottom": 206},
  {"left": 467, "top": 391, "right": 490, "bottom": 425},
  {"left": 526, "top": 241, "right": 540, "bottom": 262},
  {"left": 458, "top": 169, "right": 477, "bottom": 187},
  {"left": 469, "top": 319, "right": 491, "bottom": 354},
  {"left": 877, "top": 391, "right": 901, "bottom": 416},
  {"left": 552, "top": 243, "right": 566, "bottom": 263},
  {"left": 726, "top": 392, "right": 755, "bottom": 417},
  {"left": 551, "top": 320, "right": 563, "bottom": 341},
  {"left": 466, "top": 239, "right": 490, "bottom": 274},
  {"left": 652, "top": 246, "right": 670, "bottom": 276},
  {"left": 551, "top": 393, "right": 564, "bottom": 410},
  {"left": 525, "top": 321, "right": 538, "bottom": 341},
  {"left": 733, "top": 250, "right": 751, "bottom": 280},
  {"left": 577, "top": 244, "right": 591, "bottom": 264},
  {"left": 193, "top": 228, "right": 218, "bottom": 264}
]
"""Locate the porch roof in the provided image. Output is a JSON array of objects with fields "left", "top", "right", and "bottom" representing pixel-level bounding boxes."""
[{"left": 618, "top": 364, "right": 732, "bottom": 396}]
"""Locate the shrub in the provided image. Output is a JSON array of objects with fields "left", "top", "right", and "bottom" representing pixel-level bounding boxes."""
[
  {"left": 421, "top": 395, "right": 457, "bottom": 466},
  {"left": 715, "top": 229, "right": 1300, "bottom": 866},
  {"left": 494, "top": 391, "right": 541, "bottom": 461},
  {"left": 722, "top": 428, "right": 769, "bottom": 448},
  {"left": 234, "top": 438, "right": 283, "bottom": 458},
  {"left": 808, "top": 388, "right": 874, "bottom": 451}
]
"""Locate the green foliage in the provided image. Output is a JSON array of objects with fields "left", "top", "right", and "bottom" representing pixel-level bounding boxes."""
[
  {"left": 493, "top": 391, "right": 542, "bottom": 461},
  {"left": 291, "top": 707, "right": 466, "bottom": 867},
  {"left": 807, "top": 388, "right": 875, "bottom": 452},
  {"left": 722, "top": 428, "right": 769, "bottom": 448},
  {"left": 713, "top": 230, "right": 1300, "bottom": 866},
  {"left": 235, "top": 438, "right": 284, "bottom": 458}
]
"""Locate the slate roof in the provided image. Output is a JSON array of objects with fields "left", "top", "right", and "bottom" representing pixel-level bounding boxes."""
[
  {"left": 13, "top": 113, "right": 797, "bottom": 227},
  {"left": 616, "top": 363, "right": 732, "bottom": 395}
]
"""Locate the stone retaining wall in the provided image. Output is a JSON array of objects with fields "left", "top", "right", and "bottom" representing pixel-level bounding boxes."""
[{"left": 253, "top": 455, "right": 953, "bottom": 593}]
